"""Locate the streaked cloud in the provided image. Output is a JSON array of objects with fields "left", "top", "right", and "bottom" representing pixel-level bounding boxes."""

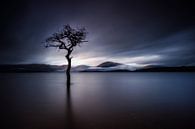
[{"left": 0, "top": 0, "right": 195, "bottom": 66}]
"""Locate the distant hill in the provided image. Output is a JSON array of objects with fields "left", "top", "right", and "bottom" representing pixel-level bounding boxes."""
[
  {"left": 0, "top": 62, "right": 195, "bottom": 72},
  {"left": 71, "top": 65, "right": 91, "bottom": 71},
  {"left": 136, "top": 66, "right": 195, "bottom": 72},
  {"left": 81, "top": 61, "right": 134, "bottom": 72},
  {"left": 0, "top": 64, "right": 66, "bottom": 72},
  {"left": 97, "top": 61, "right": 122, "bottom": 67}
]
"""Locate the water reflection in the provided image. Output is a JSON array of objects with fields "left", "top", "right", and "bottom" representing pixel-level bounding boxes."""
[
  {"left": 1, "top": 73, "right": 195, "bottom": 129},
  {"left": 65, "top": 83, "right": 74, "bottom": 129}
]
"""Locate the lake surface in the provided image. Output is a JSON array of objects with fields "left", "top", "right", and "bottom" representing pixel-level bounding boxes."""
[{"left": 1, "top": 72, "right": 195, "bottom": 129}]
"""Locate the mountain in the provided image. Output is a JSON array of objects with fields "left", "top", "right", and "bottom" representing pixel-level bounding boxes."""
[
  {"left": 97, "top": 61, "right": 122, "bottom": 67},
  {"left": 0, "top": 64, "right": 66, "bottom": 72},
  {"left": 71, "top": 65, "right": 91, "bottom": 71},
  {"left": 0, "top": 62, "right": 134, "bottom": 72},
  {"left": 137, "top": 66, "right": 195, "bottom": 72},
  {"left": 76, "top": 63, "right": 195, "bottom": 72},
  {"left": 81, "top": 62, "right": 138, "bottom": 72},
  {"left": 0, "top": 63, "right": 195, "bottom": 72}
]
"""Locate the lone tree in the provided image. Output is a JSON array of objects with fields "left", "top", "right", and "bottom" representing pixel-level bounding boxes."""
[{"left": 45, "top": 25, "right": 87, "bottom": 85}]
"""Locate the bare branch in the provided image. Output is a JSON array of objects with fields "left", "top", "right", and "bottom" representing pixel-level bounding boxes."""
[
  {"left": 43, "top": 24, "right": 88, "bottom": 85},
  {"left": 44, "top": 24, "right": 87, "bottom": 55}
]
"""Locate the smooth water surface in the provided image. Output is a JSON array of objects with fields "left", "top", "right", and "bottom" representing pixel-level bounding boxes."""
[{"left": 1, "top": 73, "right": 195, "bottom": 129}]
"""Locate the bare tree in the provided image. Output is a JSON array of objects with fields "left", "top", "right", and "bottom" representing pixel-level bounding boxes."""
[{"left": 44, "top": 25, "right": 87, "bottom": 86}]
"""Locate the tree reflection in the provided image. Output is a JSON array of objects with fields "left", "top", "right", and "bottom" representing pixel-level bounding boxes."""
[{"left": 65, "top": 83, "right": 74, "bottom": 129}]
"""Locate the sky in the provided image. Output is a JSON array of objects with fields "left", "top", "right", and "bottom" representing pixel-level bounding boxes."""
[{"left": 1, "top": 0, "right": 195, "bottom": 66}]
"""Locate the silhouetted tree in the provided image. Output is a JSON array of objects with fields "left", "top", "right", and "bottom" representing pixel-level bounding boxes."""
[{"left": 45, "top": 25, "right": 87, "bottom": 85}]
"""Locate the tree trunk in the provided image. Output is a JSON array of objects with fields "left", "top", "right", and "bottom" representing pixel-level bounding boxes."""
[{"left": 66, "top": 55, "right": 71, "bottom": 86}]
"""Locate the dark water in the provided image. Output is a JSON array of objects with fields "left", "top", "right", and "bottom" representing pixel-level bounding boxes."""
[{"left": 1, "top": 73, "right": 195, "bottom": 129}]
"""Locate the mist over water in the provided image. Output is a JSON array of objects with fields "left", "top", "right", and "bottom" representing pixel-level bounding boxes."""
[{"left": 1, "top": 73, "right": 195, "bottom": 129}]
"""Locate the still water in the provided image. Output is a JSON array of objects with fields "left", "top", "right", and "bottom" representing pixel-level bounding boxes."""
[{"left": 1, "top": 72, "right": 195, "bottom": 129}]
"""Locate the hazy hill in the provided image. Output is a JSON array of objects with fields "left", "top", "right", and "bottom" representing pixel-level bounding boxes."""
[
  {"left": 0, "top": 64, "right": 66, "bottom": 72},
  {"left": 97, "top": 61, "right": 122, "bottom": 67},
  {"left": 137, "top": 66, "right": 195, "bottom": 72},
  {"left": 0, "top": 62, "right": 195, "bottom": 72}
]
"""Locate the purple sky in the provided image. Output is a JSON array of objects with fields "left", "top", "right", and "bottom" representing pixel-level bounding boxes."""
[{"left": 1, "top": 0, "right": 195, "bottom": 66}]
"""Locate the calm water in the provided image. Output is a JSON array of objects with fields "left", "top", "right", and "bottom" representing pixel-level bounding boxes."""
[{"left": 1, "top": 72, "right": 195, "bottom": 129}]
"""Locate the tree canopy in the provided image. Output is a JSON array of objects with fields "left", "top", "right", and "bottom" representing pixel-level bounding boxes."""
[{"left": 45, "top": 24, "right": 87, "bottom": 52}]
